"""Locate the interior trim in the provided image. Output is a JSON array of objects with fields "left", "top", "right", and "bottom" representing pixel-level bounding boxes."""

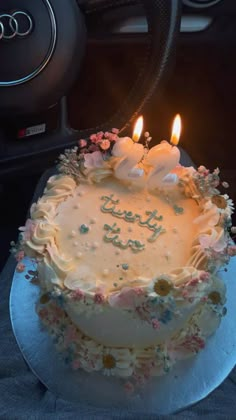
[{"left": 112, "top": 15, "right": 213, "bottom": 34}]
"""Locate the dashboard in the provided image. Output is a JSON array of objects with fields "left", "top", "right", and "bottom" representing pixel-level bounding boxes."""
[{"left": 1, "top": 0, "right": 236, "bottom": 178}]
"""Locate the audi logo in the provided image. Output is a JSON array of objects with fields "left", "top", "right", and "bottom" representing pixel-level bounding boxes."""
[{"left": 0, "top": 11, "right": 33, "bottom": 40}]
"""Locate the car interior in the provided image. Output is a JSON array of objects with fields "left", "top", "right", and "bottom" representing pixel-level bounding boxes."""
[{"left": 1, "top": 0, "right": 236, "bottom": 274}]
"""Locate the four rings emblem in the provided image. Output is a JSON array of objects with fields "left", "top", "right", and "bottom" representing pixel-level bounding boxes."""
[{"left": 0, "top": 11, "right": 33, "bottom": 40}]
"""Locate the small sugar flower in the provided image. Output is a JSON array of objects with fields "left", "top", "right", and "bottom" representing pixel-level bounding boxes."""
[
  {"left": 199, "top": 271, "right": 210, "bottom": 282},
  {"left": 15, "top": 250, "right": 25, "bottom": 262},
  {"left": 94, "top": 292, "right": 105, "bottom": 304},
  {"left": 149, "top": 276, "right": 173, "bottom": 297},
  {"left": 72, "top": 359, "right": 80, "bottom": 370},
  {"left": 124, "top": 381, "right": 134, "bottom": 394},
  {"left": 70, "top": 288, "right": 84, "bottom": 301},
  {"left": 102, "top": 349, "right": 134, "bottom": 377},
  {"left": 19, "top": 219, "right": 36, "bottom": 241},
  {"left": 16, "top": 263, "right": 25, "bottom": 273},
  {"left": 151, "top": 318, "right": 160, "bottom": 330}
]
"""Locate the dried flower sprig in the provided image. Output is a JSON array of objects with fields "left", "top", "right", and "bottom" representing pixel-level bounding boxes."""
[{"left": 57, "top": 129, "right": 119, "bottom": 179}]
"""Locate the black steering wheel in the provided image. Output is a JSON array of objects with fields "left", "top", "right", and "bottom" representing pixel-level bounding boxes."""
[{"left": 0, "top": 0, "right": 181, "bottom": 173}]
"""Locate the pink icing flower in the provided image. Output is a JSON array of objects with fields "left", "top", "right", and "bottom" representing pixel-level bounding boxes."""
[
  {"left": 72, "top": 359, "right": 80, "bottom": 370},
  {"left": 100, "top": 139, "right": 110, "bottom": 151},
  {"left": 78, "top": 139, "right": 87, "bottom": 148},
  {"left": 188, "top": 278, "right": 199, "bottom": 287},
  {"left": 227, "top": 245, "right": 236, "bottom": 256},
  {"left": 38, "top": 307, "right": 49, "bottom": 319},
  {"left": 70, "top": 289, "right": 84, "bottom": 301},
  {"left": 182, "top": 290, "right": 189, "bottom": 299},
  {"left": 124, "top": 381, "right": 134, "bottom": 394},
  {"left": 199, "top": 272, "right": 210, "bottom": 282},
  {"left": 84, "top": 151, "right": 104, "bottom": 169},
  {"left": 134, "top": 287, "right": 145, "bottom": 296},
  {"left": 109, "top": 287, "right": 139, "bottom": 309},
  {"left": 94, "top": 293, "right": 105, "bottom": 304},
  {"left": 151, "top": 318, "right": 160, "bottom": 330},
  {"left": 19, "top": 219, "right": 36, "bottom": 241},
  {"left": 15, "top": 250, "right": 25, "bottom": 262},
  {"left": 64, "top": 325, "right": 78, "bottom": 346},
  {"left": 16, "top": 263, "right": 25, "bottom": 273}
]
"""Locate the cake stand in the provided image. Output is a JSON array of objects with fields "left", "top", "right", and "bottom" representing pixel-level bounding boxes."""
[{"left": 9, "top": 258, "right": 236, "bottom": 415}]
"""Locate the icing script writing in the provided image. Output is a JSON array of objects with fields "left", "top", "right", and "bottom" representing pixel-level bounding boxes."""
[
  {"left": 103, "top": 223, "right": 145, "bottom": 253},
  {"left": 101, "top": 195, "right": 165, "bottom": 252}
]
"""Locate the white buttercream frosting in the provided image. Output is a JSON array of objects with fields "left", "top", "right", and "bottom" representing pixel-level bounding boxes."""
[{"left": 20, "top": 165, "right": 232, "bottom": 354}]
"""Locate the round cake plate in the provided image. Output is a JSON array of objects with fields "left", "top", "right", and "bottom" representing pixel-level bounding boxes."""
[{"left": 10, "top": 258, "right": 236, "bottom": 415}]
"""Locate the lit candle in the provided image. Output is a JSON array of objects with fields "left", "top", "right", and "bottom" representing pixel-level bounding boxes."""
[
  {"left": 146, "top": 114, "right": 182, "bottom": 189},
  {"left": 132, "top": 116, "right": 143, "bottom": 142},
  {"left": 112, "top": 116, "right": 145, "bottom": 180}
]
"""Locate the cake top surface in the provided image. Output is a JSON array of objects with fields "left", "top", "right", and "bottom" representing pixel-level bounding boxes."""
[
  {"left": 13, "top": 128, "right": 236, "bottom": 299},
  {"left": 54, "top": 178, "right": 201, "bottom": 293}
]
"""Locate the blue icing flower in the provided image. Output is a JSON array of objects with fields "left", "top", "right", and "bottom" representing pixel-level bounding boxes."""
[
  {"left": 159, "top": 309, "right": 172, "bottom": 324},
  {"left": 79, "top": 224, "right": 89, "bottom": 234}
]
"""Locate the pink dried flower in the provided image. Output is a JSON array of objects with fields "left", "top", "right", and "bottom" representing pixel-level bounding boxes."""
[
  {"left": 78, "top": 139, "right": 87, "bottom": 148},
  {"left": 16, "top": 250, "right": 25, "bottom": 262},
  {"left": 227, "top": 245, "right": 236, "bottom": 256},
  {"left": 94, "top": 292, "right": 105, "bottom": 304},
  {"left": 90, "top": 134, "right": 98, "bottom": 143},
  {"left": 16, "top": 262, "right": 25, "bottom": 273},
  {"left": 100, "top": 139, "right": 110, "bottom": 151},
  {"left": 88, "top": 144, "right": 100, "bottom": 152},
  {"left": 90, "top": 132, "right": 104, "bottom": 143},
  {"left": 151, "top": 318, "right": 160, "bottom": 330},
  {"left": 124, "top": 381, "right": 134, "bottom": 394},
  {"left": 201, "top": 296, "right": 208, "bottom": 302},
  {"left": 112, "top": 128, "right": 119, "bottom": 134}
]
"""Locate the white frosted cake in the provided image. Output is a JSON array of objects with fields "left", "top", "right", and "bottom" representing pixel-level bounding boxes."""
[{"left": 13, "top": 128, "right": 236, "bottom": 390}]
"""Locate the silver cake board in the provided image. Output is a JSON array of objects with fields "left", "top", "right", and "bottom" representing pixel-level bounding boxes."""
[{"left": 9, "top": 258, "right": 236, "bottom": 415}]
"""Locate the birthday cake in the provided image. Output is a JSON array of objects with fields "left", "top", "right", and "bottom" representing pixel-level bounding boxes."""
[{"left": 13, "top": 122, "right": 236, "bottom": 390}]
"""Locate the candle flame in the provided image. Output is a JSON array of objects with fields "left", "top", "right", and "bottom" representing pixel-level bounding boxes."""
[
  {"left": 132, "top": 115, "right": 143, "bottom": 142},
  {"left": 170, "top": 114, "right": 181, "bottom": 146}
]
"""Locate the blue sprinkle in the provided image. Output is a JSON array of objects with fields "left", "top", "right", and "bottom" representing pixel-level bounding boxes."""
[
  {"left": 173, "top": 204, "right": 184, "bottom": 215},
  {"left": 121, "top": 263, "right": 129, "bottom": 270},
  {"left": 79, "top": 224, "right": 89, "bottom": 234}
]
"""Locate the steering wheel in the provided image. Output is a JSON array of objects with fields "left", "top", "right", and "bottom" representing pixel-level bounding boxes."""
[{"left": 0, "top": 0, "right": 181, "bottom": 173}]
